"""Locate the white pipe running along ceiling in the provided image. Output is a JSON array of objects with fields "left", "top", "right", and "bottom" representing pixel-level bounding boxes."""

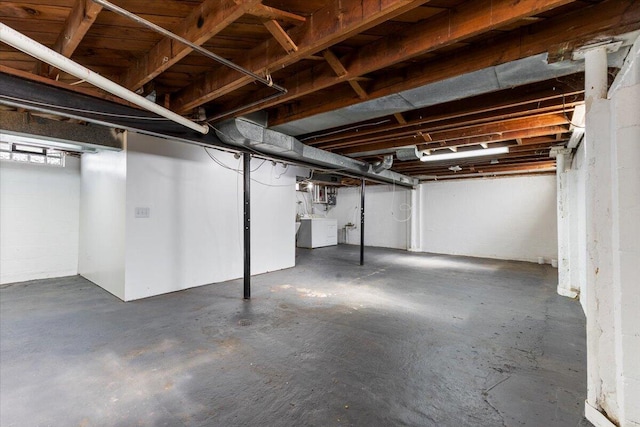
[{"left": 0, "top": 23, "right": 209, "bottom": 135}]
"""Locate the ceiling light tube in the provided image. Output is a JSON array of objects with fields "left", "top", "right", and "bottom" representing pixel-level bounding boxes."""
[
  {"left": 420, "top": 146, "right": 509, "bottom": 162},
  {"left": 0, "top": 23, "right": 208, "bottom": 135}
]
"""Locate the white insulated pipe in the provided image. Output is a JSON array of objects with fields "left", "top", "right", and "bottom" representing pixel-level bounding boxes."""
[{"left": 0, "top": 23, "right": 208, "bottom": 134}]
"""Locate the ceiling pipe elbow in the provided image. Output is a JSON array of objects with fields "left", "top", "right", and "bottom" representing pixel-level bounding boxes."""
[{"left": 371, "top": 154, "right": 394, "bottom": 173}]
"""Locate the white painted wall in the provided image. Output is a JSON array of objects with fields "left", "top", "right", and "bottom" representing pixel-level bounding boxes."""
[
  {"left": 0, "top": 157, "right": 80, "bottom": 284},
  {"left": 122, "top": 133, "right": 296, "bottom": 301},
  {"left": 250, "top": 160, "right": 296, "bottom": 275},
  {"left": 420, "top": 175, "right": 558, "bottom": 263},
  {"left": 327, "top": 184, "right": 410, "bottom": 250},
  {"left": 79, "top": 149, "right": 127, "bottom": 300}
]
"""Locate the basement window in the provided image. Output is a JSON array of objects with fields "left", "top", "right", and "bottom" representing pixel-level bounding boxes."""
[{"left": 0, "top": 142, "right": 65, "bottom": 167}]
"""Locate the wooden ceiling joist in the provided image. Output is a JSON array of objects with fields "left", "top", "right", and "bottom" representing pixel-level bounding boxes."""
[
  {"left": 322, "top": 49, "right": 347, "bottom": 77},
  {"left": 247, "top": 4, "right": 306, "bottom": 25},
  {"left": 44, "top": 0, "right": 103, "bottom": 79},
  {"left": 267, "top": 0, "right": 639, "bottom": 126},
  {"left": 263, "top": 19, "right": 298, "bottom": 54},
  {"left": 119, "top": 0, "right": 262, "bottom": 91},
  {"left": 214, "top": 0, "right": 573, "bottom": 120},
  {"left": 309, "top": 103, "right": 578, "bottom": 150},
  {"left": 2, "top": 0, "right": 637, "bottom": 181},
  {"left": 323, "top": 49, "right": 368, "bottom": 100},
  {"left": 393, "top": 113, "right": 407, "bottom": 125},
  {"left": 172, "top": 0, "right": 430, "bottom": 113},
  {"left": 335, "top": 114, "right": 569, "bottom": 155},
  {"left": 317, "top": 108, "right": 572, "bottom": 150},
  {"left": 303, "top": 79, "right": 583, "bottom": 145}
]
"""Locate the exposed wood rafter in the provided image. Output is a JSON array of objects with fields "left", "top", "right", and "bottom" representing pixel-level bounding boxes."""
[
  {"left": 172, "top": 0, "right": 430, "bottom": 113},
  {"left": 335, "top": 114, "right": 570, "bottom": 155},
  {"left": 120, "top": 0, "right": 262, "bottom": 91},
  {"left": 44, "top": 0, "right": 103, "bottom": 79},
  {"left": 267, "top": 0, "right": 640, "bottom": 126},
  {"left": 247, "top": 4, "right": 306, "bottom": 25},
  {"left": 217, "top": 0, "right": 574, "bottom": 121},
  {"left": 323, "top": 49, "right": 368, "bottom": 99},
  {"left": 263, "top": 20, "right": 298, "bottom": 54}
]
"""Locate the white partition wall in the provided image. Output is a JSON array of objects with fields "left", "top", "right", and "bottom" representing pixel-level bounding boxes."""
[
  {"left": 80, "top": 133, "right": 296, "bottom": 301},
  {"left": 1, "top": 157, "right": 81, "bottom": 284},
  {"left": 79, "top": 149, "right": 127, "bottom": 299}
]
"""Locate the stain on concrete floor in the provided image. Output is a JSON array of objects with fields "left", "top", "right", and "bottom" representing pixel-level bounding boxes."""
[{"left": 0, "top": 246, "right": 591, "bottom": 426}]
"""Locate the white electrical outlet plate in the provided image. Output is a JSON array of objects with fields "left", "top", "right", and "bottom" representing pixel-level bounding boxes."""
[{"left": 135, "top": 207, "right": 150, "bottom": 218}]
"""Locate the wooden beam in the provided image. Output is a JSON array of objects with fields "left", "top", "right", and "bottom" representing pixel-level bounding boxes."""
[
  {"left": 263, "top": 20, "right": 298, "bottom": 54},
  {"left": 220, "top": 0, "right": 573, "bottom": 120},
  {"left": 418, "top": 131, "right": 432, "bottom": 142},
  {"left": 247, "top": 4, "right": 306, "bottom": 25},
  {"left": 120, "top": 0, "right": 262, "bottom": 91},
  {"left": 315, "top": 102, "right": 577, "bottom": 150},
  {"left": 350, "top": 127, "right": 569, "bottom": 157},
  {"left": 172, "top": 0, "right": 430, "bottom": 113},
  {"left": 323, "top": 49, "right": 368, "bottom": 99},
  {"left": 395, "top": 154, "right": 555, "bottom": 172},
  {"left": 474, "top": 161, "right": 556, "bottom": 173},
  {"left": 394, "top": 113, "right": 407, "bottom": 125},
  {"left": 302, "top": 78, "right": 583, "bottom": 145},
  {"left": 45, "top": 0, "right": 103, "bottom": 78},
  {"left": 322, "top": 50, "right": 348, "bottom": 77},
  {"left": 334, "top": 114, "right": 569, "bottom": 155},
  {"left": 318, "top": 112, "right": 570, "bottom": 150},
  {"left": 268, "top": 0, "right": 638, "bottom": 126},
  {"left": 406, "top": 162, "right": 557, "bottom": 178},
  {"left": 348, "top": 80, "right": 368, "bottom": 100}
]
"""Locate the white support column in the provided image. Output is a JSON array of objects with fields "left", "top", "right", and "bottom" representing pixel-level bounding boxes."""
[
  {"left": 408, "top": 187, "right": 422, "bottom": 252},
  {"left": 585, "top": 46, "right": 609, "bottom": 110},
  {"left": 552, "top": 147, "right": 578, "bottom": 298},
  {"left": 583, "top": 45, "right": 618, "bottom": 422}
]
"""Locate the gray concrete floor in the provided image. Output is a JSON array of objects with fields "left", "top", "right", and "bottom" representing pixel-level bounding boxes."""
[{"left": 1, "top": 245, "right": 590, "bottom": 427}]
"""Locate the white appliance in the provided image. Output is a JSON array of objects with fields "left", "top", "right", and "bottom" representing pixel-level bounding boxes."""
[{"left": 296, "top": 218, "right": 338, "bottom": 248}]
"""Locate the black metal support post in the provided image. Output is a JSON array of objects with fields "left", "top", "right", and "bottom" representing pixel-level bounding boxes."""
[
  {"left": 243, "top": 153, "right": 251, "bottom": 299},
  {"left": 360, "top": 178, "right": 365, "bottom": 266}
]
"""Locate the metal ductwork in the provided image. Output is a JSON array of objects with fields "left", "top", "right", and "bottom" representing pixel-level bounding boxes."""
[
  {"left": 372, "top": 155, "right": 393, "bottom": 173},
  {"left": 215, "top": 119, "right": 417, "bottom": 187},
  {"left": 396, "top": 146, "right": 421, "bottom": 161}
]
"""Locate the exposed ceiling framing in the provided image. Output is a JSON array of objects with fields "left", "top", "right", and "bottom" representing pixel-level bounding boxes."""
[{"left": 1, "top": 0, "right": 639, "bottom": 181}]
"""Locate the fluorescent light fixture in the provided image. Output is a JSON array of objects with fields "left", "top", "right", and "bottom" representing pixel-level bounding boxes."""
[{"left": 420, "top": 146, "right": 509, "bottom": 162}]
